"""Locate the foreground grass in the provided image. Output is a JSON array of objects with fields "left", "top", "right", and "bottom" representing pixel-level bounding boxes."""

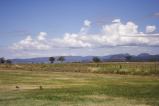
[{"left": 0, "top": 70, "right": 159, "bottom": 106}]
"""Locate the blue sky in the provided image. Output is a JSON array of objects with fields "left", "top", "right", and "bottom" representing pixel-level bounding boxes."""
[{"left": 0, "top": 0, "right": 159, "bottom": 58}]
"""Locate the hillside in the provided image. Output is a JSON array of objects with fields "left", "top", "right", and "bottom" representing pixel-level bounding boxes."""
[{"left": 11, "top": 53, "right": 159, "bottom": 63}]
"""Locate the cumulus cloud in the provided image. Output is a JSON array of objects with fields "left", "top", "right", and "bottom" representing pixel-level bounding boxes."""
[
  {"left": 80, "top": 20, "right": 91, "bottom": 34},
  {"left": 146, "top": 25, "right": 156, "bottom": 33},
  {"left": 53, "top": 33, "right": 92, "bottom": 48},
  {"left": 112, "top": 19, "right": 120, "bottom": 23},
  {"left": 84, "top": 20, "right": 91, "bottom": 27},
  {"left": 37, "top": 32, "right": 47, "bottom": 41},
  {"left": 12, "top": 32, "right": 50, "bottom": 50},
  {"left": 12, "top": 19, "right": 159, "bottom": 51}
]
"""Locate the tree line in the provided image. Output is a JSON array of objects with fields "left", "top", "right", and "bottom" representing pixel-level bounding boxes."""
[
  {"left": 49, "top": 56, "right": 103, "bottom": 63},
  {"left": 49, "top": 56, "right": 65, "bottom": 63},
  {"left": 49, "top": 56, "right": 132, "bottom": 63},
  {"left": 0, "top": 55, "right": 132, "bottom": 64},
  {"left": 0, "top": 57, "right": 12, "bottom": 64}
]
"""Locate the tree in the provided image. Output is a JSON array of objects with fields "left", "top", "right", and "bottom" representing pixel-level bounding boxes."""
[
  {"left": 0, "top": 57, "right": 5, "bottom": 64},
  {"left": 58, "top": 56, "right": 65, "bottom": 63},
  {"left": 125, "top": 55, "right": 132, "bottom": 61},
  {"left": 6, "top": 59, "right": 12, "bottom": 64},
  {"left": 92, "top": 57, "right": 101, "bottom": 63},
  {"left": 49, "top": 57, "right": 55, "bottom": 63}
]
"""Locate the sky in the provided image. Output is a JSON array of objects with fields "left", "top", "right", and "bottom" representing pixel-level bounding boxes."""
[{"left": 0, "top": 0, "right": 159, "bottom": 58}]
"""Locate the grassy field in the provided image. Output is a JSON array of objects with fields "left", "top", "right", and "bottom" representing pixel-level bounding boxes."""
[
  {"left": 0, "top": 62, "right": 159, "bottom": 75},
  {"left": 0, "top": 64, "right": 159, "bottom": 106}
]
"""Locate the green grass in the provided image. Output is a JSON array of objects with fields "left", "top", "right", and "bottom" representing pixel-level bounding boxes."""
[{"left": 0, "top": 69, "right": 159, "bottom": 106}]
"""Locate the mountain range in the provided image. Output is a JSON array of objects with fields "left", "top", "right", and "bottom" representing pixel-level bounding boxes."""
[{"left": 11, "top": 53, "right": 159, "bottom": 63}]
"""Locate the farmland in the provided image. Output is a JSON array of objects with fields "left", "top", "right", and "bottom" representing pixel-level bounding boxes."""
[
  {"left": 0, "top": 62, "right": 159, "bottom": 106},
  {"left": 0, "top": 62, "right": 159, "bottom": 75}
]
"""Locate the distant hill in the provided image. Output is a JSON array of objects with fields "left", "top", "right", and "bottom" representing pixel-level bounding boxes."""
[
  {"left": 106, "top": 53, "right": 130, "bottom": 62},
  {"left": 11, "top": 53, "right": 159, "bottom": 63}
]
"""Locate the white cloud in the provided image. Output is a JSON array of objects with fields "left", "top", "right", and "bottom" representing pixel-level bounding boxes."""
[
  {"left": 146, "top": 25, "right": 156, "bottom": 33},
  {"left": 53, "top": 33, "right": 92, "bottom": 48},
  {"left": 84, "top": 20, "right": 91, "bottom": 27},
  {"left": 12, "top": 19, "right": 159, "bottom": 52},
  {"left": 37, "top": 32, "right": 47, "bottom": 41},
  {"left": 12, "top": 32, "right": 50, "bottom": 50},
  {"left": 112, "top": 19, "right": 120, "bottom": 23},
  {"left": 80, "top": 20, "right": 91, "bottom": 34}
]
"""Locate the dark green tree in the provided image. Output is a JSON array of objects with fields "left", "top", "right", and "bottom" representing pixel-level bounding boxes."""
[
  {"left": 92, "top": 57, "right": 101, "bottom": 63},
  {"left": 6, "top": 59, "right": 12, "bottom": 64},
  {"left": 58, "top": 56, "right": 65, "bottom": 63},
  {"left": 49, "top": 57, "right": 55, "bottom": 63},
  {"left": 0, "top": 57, "right": 5, "bottom": 64},
  {"left": 125, "top": 56, "right": 132, "bottom": 61}
]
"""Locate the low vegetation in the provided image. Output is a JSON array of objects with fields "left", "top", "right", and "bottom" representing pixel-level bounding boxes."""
[
  {"left": 0, "top": 62, "right": 158, "bottom": 75},
  {"left": 0, "top": 69, "right": 159, "bottom": 106},
  {"left": 0, "top": 62, "right": 159, "bottom": 106}
]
